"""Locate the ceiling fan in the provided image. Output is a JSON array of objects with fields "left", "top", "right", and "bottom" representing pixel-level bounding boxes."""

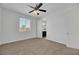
[{"left": 28, "top": 3, "right": 46, "bottom": 15}]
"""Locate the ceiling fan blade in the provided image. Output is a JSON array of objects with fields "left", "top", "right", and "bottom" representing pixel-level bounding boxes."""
[
  {"left": 36, "top": 3, "right": 43, "bottom": 9},
  {"left": 36, "top": 4, "right": 38, "bottom": 8},
  {"left": 29, "top": 10, "right": 34, "bottom": 13},
  {"left": 27, "top": 5, "right": 35, "bottom": 9},
  {"left": 39, "top": 9, "right": 46, "bottom": 12}
]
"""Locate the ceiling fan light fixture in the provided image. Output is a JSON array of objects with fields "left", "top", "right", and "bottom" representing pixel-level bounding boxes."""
[
  {"left": 33, "top": 10, "right": 40, "bottom": 15},
  {"left": 28, "top": 3, "right": 46, "bottom": 16}
]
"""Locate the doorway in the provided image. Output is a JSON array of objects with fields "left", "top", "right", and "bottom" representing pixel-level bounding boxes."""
[{"left": 42, "top": 31, "right": 47, "bottom": 38}]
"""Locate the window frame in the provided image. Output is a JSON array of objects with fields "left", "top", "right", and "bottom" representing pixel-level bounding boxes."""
[{"left": 19, "top": 17, "right": 31, "bottom": 32}]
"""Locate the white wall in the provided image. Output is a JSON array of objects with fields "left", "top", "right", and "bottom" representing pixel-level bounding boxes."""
[
  {"left": 53, "top": 5, "right": 79, "bottom": 48},
  {"left": 65, "top": 6, "right": 79, "bottom": 48},
  {"left": 0, "top": 7, "right": 2, "bottom": 44},
  {"left": 37, "top": 12, "right": 68, "bottom": 44},
  {"left": 0, "top": 8, "right": 37, "bottom": 44},
  {"left": 37, "top": 19, "right": 42, "bottom": 38},
  {"left": 37, "top": 4, "right": 79, "bottom": 49},
  {"left": 46, "top": 14, "right": 68, "bottom": 44}
]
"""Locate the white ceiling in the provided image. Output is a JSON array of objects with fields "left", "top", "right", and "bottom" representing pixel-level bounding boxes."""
[{"left": 0, "top": 3, "right": 78, "bottom": 18}]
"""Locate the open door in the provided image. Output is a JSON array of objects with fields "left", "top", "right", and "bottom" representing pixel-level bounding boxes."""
[{"left": 42, "top": 31, "right": 47, "bottom": 38}]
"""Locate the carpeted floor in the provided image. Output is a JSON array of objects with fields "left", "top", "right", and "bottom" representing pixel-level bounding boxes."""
[{"left": 0, "top": 38, "right": 79, "bottom": 55}]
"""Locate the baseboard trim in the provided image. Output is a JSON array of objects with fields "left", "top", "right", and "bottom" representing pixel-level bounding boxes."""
[{"left": 0, "top": 37, "right": 37, "bottom": 45}]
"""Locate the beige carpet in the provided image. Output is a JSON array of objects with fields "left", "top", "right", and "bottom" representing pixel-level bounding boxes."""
[{"left": 0, "top": 38, "right": 79, "bottom": 55}]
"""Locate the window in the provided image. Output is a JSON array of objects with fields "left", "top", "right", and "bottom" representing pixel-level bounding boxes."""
[{"left": 19, "top": 18, "right": 31, "bottom": 32}]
